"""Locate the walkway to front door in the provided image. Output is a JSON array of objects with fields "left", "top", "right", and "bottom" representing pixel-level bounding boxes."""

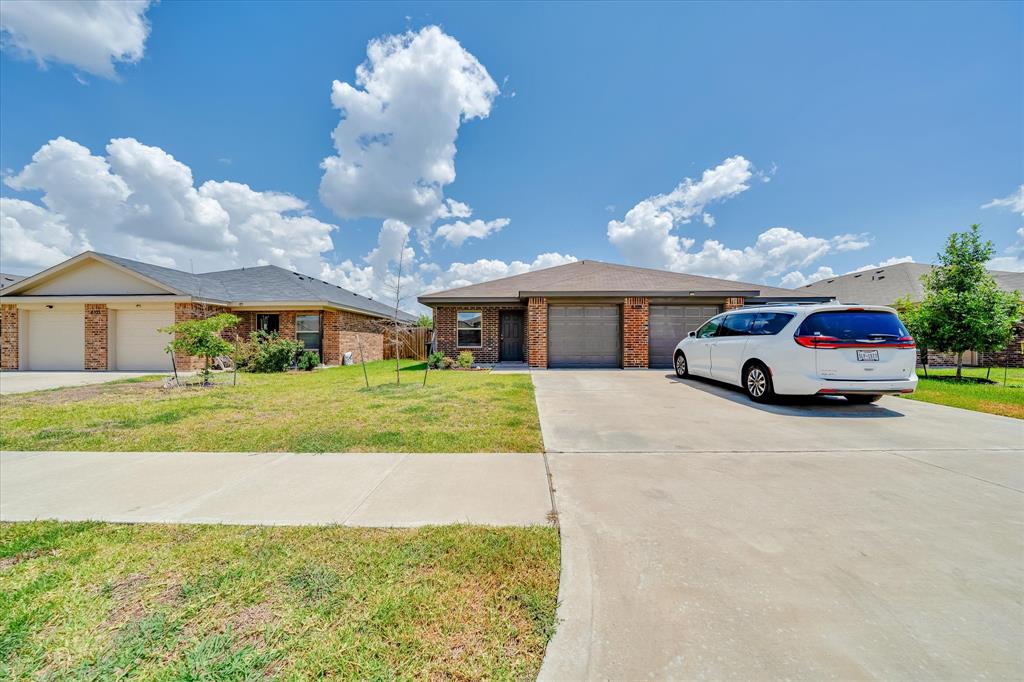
[{"left": 500, "top": 311, "right": 524, "bottom": 361}]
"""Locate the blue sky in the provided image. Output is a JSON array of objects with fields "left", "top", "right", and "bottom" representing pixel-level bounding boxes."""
[{"left": 1, "top": 1, "right": 1021, "bottom": 303}]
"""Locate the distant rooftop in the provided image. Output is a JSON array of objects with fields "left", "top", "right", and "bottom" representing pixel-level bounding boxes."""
[
  {"left": 419, "top": 259, "right": 826, "bottom": 303},
  {"left": 0, "top": 273, "right": 26, "bottom": 290},
  {"left": 799, "top": 261, "right": 1024, "bottom": 305}
]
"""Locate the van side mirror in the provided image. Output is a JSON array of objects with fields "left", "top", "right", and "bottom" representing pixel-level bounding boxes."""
[{"left": 688, "top": 331, "right": 696, "bottom": 338}]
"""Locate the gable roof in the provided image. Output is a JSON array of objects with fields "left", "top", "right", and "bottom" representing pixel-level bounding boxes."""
[
  {"left": 1, "top": 252, "right": 416, "bottom": 321},
  {"left": 418, "top": 259, "right": 823, "bottom": 303},
  {"left": 0, "top": 273, "right": 26, "bottom": 289},
  {"left": 798, "top": 261, "right": 1024, "bottom": 305}
]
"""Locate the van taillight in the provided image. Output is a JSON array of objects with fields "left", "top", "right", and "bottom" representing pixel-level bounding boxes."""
[{"left": 794, "top": 335, "right": 839, "bottom": 348}]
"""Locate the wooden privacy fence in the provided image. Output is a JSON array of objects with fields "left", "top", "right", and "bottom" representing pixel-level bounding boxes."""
[{"left": 383, "top": 327, "right": 431, "bottom": 360}]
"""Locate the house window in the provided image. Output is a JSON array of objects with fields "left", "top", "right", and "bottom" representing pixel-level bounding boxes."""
[
  {"left": 256, "top": 313, "right": 280, "bottom": 333},
  {"left": 296, "top": 314, "right": 321, "bottom": 355},
  {"left": 457, "top": 311, "right": 482, "bottom": 347}
]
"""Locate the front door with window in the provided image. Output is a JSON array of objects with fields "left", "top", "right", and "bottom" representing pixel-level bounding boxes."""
[{"left": 500, "top": 311, "right": 524, "bottom": 361}]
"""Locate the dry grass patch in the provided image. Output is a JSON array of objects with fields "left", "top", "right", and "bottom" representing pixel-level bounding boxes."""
[{"left": 0, "top": 521, "right": 560, "bottom": 680}]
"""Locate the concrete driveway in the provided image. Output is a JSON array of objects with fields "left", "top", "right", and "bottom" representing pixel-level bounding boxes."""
[
  {"left": 0, "top": 371, "right": 168, "bottom": 395},
  {"left": 536, "top": 370, "right": 1024, "bottom": 680}
]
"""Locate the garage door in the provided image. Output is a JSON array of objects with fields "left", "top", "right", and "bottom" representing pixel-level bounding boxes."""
[
  {"left": 27, "top": 307, "right": 85, "bottom": 370},
  {"left": 114, "top": 308, "right": 174, "bottom": 370},
  {"left": 549, "top": 305, "right": 621, "bottom": 368},
  {"left": 648, "top": 305, "right": 720, "bottom": 368}
]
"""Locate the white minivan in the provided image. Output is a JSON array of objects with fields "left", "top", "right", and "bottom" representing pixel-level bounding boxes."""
[{"left": 672, "top": 303, "right": 918, "bottom": 403}]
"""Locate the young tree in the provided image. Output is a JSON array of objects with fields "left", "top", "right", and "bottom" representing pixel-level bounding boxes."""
[
  {"left": 161, "top": 313, "right": 241, "bottom": 385},
  {"left": 416, "top": 313, "right": 433, "bottom": 329},
  {"left": 909, "top": 225, "right": 1023, "bottom": 379}
]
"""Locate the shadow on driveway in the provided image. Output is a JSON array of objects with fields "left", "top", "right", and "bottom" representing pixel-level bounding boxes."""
[{"left": 664, "top": 373, "right": 907, "bottom": 419}]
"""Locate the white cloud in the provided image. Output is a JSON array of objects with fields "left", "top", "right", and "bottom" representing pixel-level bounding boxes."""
[
  {"left": 1, "top": 136, "right": 337, "bottom": 275},
  {"left": 847, "top": 256, "right": 915, "bottom": 273},
  {"left": 833, "top": 233, "right": 871, "bottom": 252},
  {"left": 0, "top": 0, "right": 152, "bottom": 79},
  {"left": 780, "top": 266, "right": 836, "bottom": 288},
  {"left": 607, "top": 155, "right": 754, "bottom": 268},
  {"left": 435, "top": 217, "right": 510, "bottom": 247},
  {"left": 319, "top": 26, "right": 499, "bottom": 230},
  {"left": 987, "top": 227, "right": 1024, "bottom": 272},
  {"left": 982, "top": 185, "right": 1024, "bottom": 216},
  {"left": 607, "top": 156, "right": 876, "bottom": 284},
  {"left": 320, "top": 219, "right": 575, "bottom": 312}
]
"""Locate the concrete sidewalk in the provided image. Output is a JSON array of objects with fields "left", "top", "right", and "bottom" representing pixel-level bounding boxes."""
[{"left": 0, "top": 451, "right": 553, "bottom": 527}]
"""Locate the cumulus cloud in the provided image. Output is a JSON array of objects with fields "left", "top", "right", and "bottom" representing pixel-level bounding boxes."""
[
  {"left": 1, "top": 136, "right": 336, "bottom": 275},
  {"left": 982, "top": 186, "right": 1024, "bottom": 216},
  {"left": 435, "top": 217, "right": 510, "bottom": 247},
  {"left": 319, "top": 219, "right": 575, "bottom": 312},
  {"left": 319, "top": 26, "right": 500, "bottom": 230},
  {"left": 607, "top": 156, "right": 875, "bottom": 285},
  {"left": 0, "top": 0, "right": 152, "bottom": 79},
  {"left": 987, "top": 227, "right": 1024, "bottom": 272},
  {"left": 780, "top": 266, "right": 837, "bottom": 288}
]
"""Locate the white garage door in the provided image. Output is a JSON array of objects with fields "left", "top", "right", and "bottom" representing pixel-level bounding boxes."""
[
  {"left": 27, "top": 308, "right": 85, "bottom": 370},
  {"left": 115, "top": 308, "right": 174, "bottom": 370}
]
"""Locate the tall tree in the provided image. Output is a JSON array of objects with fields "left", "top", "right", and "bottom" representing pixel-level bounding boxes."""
[{"left": 902, "top": 225, "right": 1023, "bottom": 379}]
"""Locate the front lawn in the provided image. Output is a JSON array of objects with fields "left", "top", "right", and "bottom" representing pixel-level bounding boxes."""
[
  {"left": 900, "top": 367, "right": 1024, "bottom": 419},
  {"left": 0, "top": 521, "right": 560, "bottom": 680},
  {"left": 0, "top": 360, "right": 543, "bottom": 452}
]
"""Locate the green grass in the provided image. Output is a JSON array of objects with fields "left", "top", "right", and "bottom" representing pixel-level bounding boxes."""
[
  {"left": 0, "top": 360, "right": 543, "bottom": 452},
  {"left": 900, "top": 366, "right": 1024, "bottom": 419},
  {"left": 0, "top": 521, "right": 560, "bottom": 681}
]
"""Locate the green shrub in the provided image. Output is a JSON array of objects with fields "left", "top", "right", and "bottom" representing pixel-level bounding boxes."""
[
  {"left": 247, "top": 331, "right": 304, "bottom": 373},
  {"left": 231, "top": 336, "right": 259, "bottom": 370},
  {"left": 441, "top": 356, "right": 457, "bottom": 369},
  {"left": 457, "top": 351, "right": 474, "bottom": 368},
  {"left": 297, "top": 350, "right": 320, "bottom": 371},
  {"left": 427, "top": 351, "right": 445, "bottom": 369}
]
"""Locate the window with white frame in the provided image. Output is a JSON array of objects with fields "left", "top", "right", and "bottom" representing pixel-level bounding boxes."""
[{"left": 457, "top": 311, "right": 482, "bottom": 347}]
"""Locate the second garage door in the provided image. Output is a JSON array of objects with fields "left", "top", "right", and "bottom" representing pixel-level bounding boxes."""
[
  {"left": 648, "top": 305, "right": 720, "bottom": 368},
  {"left": 114, "top": 308, "right": 174, "bottom": 370},
  {"left": 549, "top": 305, "right": 621, "bottom": 368}
]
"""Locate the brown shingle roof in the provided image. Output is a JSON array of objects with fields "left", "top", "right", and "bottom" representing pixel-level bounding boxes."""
[
  {"left": 418, "top": 260, "right": 819, "bottom": 303},
  {"left": 799, "top": 261, "right": 1024, "bottom": 305}
]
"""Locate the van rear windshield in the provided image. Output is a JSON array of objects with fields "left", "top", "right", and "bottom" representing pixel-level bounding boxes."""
[{"left": 796, "top": 311, "right": 909, "bottom": 342}]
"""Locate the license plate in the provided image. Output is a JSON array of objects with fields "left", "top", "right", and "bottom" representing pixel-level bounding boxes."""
[{"left": 857, "top": 349, "right": 879, "bottom": 362}]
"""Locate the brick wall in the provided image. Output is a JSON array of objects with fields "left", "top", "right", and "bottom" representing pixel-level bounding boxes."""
[
  {"left": 623, "top": 297, "right": 649, "bottom": 368},
  {"left": 527, "top": 298, "right": 548, "bottom": 368},
  {"left": 172, "top": 302, "right": 232, "bottom": 370},
  {"left": 979, "top": 323, "right": 1024, "bottom": 368},
  {"left": 232, "top": 308, "right": 383, "bottom": 366},
  {"left": 724, "top": 297, "right": 745, "bottom": 311},
  {"left": 84, "top": 303, "right": 108, "bottom": 370},
  {"left": 432, "top": 304, "right": 528, "bottom": 364},
  {"left": 0, "top": 304, "right": 18, "bottom": 370},
  {"left": 341, "top": 331, "right": 384, "bottom": 362}
]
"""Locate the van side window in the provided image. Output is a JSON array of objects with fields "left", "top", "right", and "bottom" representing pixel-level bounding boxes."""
[
  {"left": 719, "top": 313, "right": 756, "bottom": 336},
  {"left": 749, "top": 312, "right": 795, "bottom": 335},
  {"left": 696, "top": 318, "right": 722, "bottom": 338}
]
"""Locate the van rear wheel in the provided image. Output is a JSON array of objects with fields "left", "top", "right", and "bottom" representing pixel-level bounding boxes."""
[
  {"left": 743, "top": 362, "right": 775, "bottom": 403},
  {"left": 845, "top": 394, "right": 882, "bottom": 404}
]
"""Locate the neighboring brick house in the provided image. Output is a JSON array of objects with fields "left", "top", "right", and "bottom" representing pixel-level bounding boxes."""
[
  {"left": 418, "top": 260, "right": 829, "bottom": 369},
  {"left": 0, "top": 251, "right": 414, "bottom": 371},
  {"left": 799, "top": 262, "right": 1024, "bottom": 368}
]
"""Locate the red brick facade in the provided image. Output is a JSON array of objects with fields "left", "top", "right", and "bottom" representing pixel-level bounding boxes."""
[
  {"left": 527, "top": 298, "right": 548, "bottom": 368},
  {"left": 0, "top": 304, "right": 18, "bottom": 370},
  {"left": 84, "top": 304, "right": 108, "bottom": 370},
  {"left": 433, "top": 304, "right": 528, "bottom": 364},
  {"left": 623, "top": 297, "right": 649, "bottom": 368},
  {"left": 981, "top": 324, "right": 1024, "bottom": 368}
]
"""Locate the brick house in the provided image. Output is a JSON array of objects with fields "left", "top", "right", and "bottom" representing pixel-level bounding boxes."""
[
  {"left": 418, "top": 260, "right": 829, "bottom": 369},
  {"left": 0, "top": 251, "right": 415, "bottom": 371},
  {"left": 799, "top": 262, "right": 1024, "bottom": 368}
]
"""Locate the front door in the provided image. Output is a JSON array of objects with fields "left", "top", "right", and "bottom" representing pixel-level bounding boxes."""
[{"left": 500, "top": 311, "right": 524, "bottom": 361}]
